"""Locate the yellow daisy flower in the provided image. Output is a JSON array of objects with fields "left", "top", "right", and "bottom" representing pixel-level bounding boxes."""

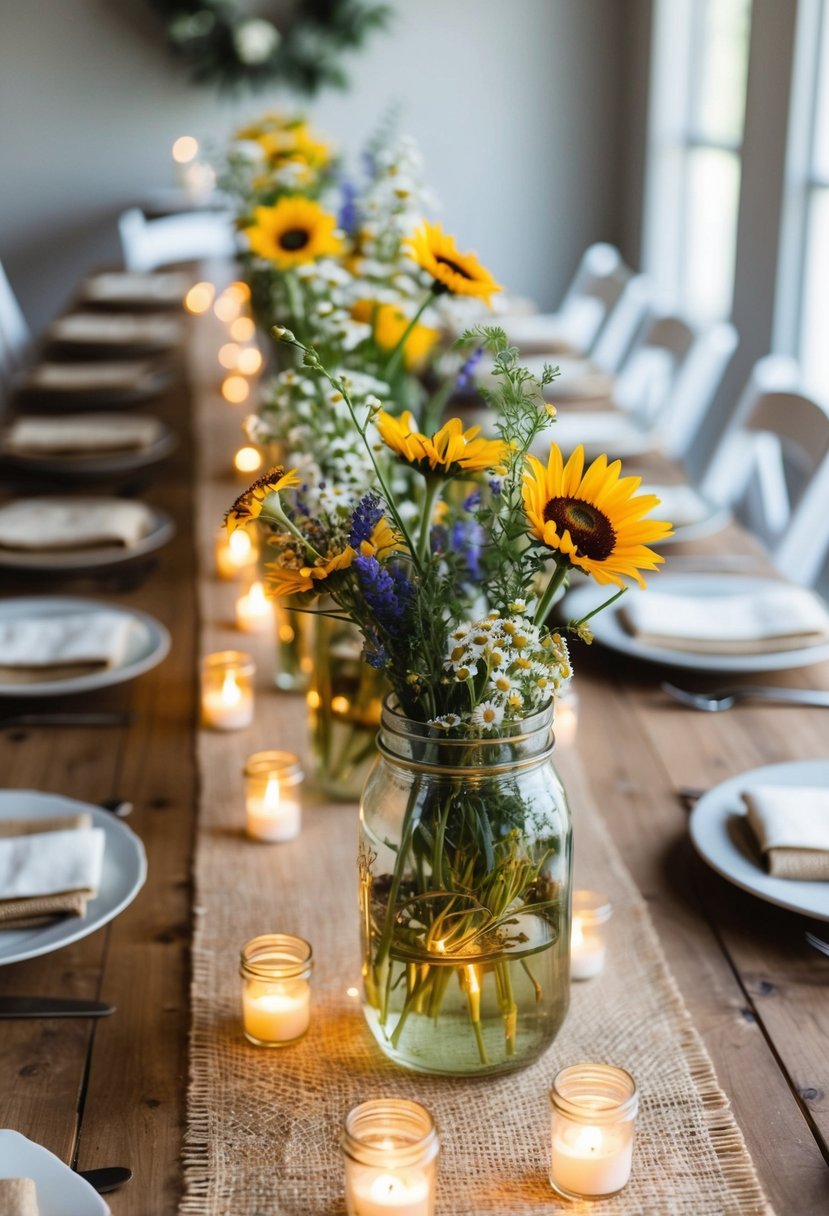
[
  {"left": 266, "top": 546, "right": 356, "bottom": 598},
  {"left": 407, "top": 221, "right": 502, "bottom": 303},
  {"left": 376, "top": 411, "right": 510, "bottom": 477},
  {"left": 522, "top": 444, "right": 673, "bottom": 588},
  {"left": 225, "top": 467, "right": 301, "bottom": 534},
  {"left": 244, "top": 198, "right": 342, "bottom": 268}
]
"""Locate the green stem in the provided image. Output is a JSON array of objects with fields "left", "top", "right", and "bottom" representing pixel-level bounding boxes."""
[
  {"left": 260, "top": 501, "right": 323, "bottom": 561},
  {"left": 383, "top": 291, "right": 434, "bottom": 382},
  {"left": 420, "top": 375, "right": 456, "bottom": 436},
  {"left": 417, "top": 477, "right": 442, "bottom": 564},
  {"left": 572, "top": 584, "right": 628, "bottom": 628},
  {"left": 282, "top": 270, "right": 305, "bottom": 339},
  {"left": 533, "top": 562, "right": 570, "bottom": 627}
]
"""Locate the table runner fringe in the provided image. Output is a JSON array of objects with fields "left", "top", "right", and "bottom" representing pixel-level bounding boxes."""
[{"left": 180, "top": 936, "right": 214, "bottom": 1212}]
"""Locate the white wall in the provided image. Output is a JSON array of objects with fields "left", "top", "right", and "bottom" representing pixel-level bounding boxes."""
[{"left": 0, "top": 0, "right": 630, "bottom": 334}]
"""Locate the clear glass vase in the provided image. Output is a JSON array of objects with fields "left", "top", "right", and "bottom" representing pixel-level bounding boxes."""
[
  {"left": 273, "top": 597, "right": 313, "bottom": 693},
  {"left": 359, "top": 697, "right": 572, "bottom": 1076},
  {"left": 307, "top": 612, "right": 385, "bottom": 801}
]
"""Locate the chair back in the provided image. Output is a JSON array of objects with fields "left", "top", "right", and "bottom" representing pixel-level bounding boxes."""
[
  {"left": 700, "top": 355, "right": 829, "bottom": 585},
  {"left": 554, "top": 243, "right": 634, "bottom": 355},
  {"left": 589, "top": 274, "right": 654, "bottom": 374},
  {"left": 119, "top": 207, "right": 237, "bottom": 271}
]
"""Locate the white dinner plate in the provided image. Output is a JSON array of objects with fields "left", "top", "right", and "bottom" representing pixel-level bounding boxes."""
[
  {"left": 0, "top": 505, "right": 175, "bottom": 573},
  {"left": 0, "top": 597, "right": 170, "bottom": 697},
  {"left": 562, "top": 574, "right": 829, "bottom": 673},
  {"left": 0, "top": 1130, "right": 110, "bottom": 1214},
  {"left": 0, "top": 790, "right": 147, "bottom": 966},
  {"left": 16, "top": 366, "right": 173, "bottom": 409},
  {"left": 689, "top": 759, "right": 829, "bottom": 922}
]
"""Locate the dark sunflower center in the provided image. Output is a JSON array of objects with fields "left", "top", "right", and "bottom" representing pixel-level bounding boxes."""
[
  {"left": 279, "top": 227, "right": 311, "bottom": 251},
  {"left": 434, "top": 254, "right": 474, "bottom": 280},
  {"left": 543, "top": 496, "right": 616, "bottom": 561}
]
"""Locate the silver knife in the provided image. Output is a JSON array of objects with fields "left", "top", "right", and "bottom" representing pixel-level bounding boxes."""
[{"left": 0, "top": 996, "right": 115, "bottom": 1018}]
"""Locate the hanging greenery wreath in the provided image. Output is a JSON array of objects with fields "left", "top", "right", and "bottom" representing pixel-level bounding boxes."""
[{"left": 147, "top": 1, "right": 391, "bottom": 95}]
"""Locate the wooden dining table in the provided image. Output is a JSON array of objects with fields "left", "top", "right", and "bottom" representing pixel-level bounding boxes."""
[{"left": 0, "top": 295, "right": 827, "bottom": 1215}]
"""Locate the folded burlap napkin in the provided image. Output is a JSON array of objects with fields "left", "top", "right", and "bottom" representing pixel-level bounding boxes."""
[
  {"left": 23, "top": 359, "right": 156, "bottom": 392},
  {"left": 2, "top": 414, "right": 162, "bottom": 456},
  {"left": 0, "top": 813, "right": 103, "bottom": 929},
  {"left": 0, "top": 498, "right": 153, "bottom": 551},
  {"left": 742, "top": 786, "right": 829, "bottom": 881},
  {"left": 0, "top": 612, "right": 133, "bottom": 683},
  {"left": 0, "top": 1177, "right": 39, "bottom": 1216},
  {"left": 620, "top": 586, "right": 829, "bottom": 654},
  {"left": 49, "top": 311, "right": 182, "bottom": 346}
]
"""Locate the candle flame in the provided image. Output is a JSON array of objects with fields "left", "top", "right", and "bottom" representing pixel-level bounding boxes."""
[
  {"left": 221, "top": 374, "right": 250, "bottom": 404},
  {"left": 184, "top": 281, "right": 215, "bottom": 314},
  {"left": 571, "top": 917, "right": 584, "bottom": 950},
  {"left": 172, "top": 135, "right": 198, "bottom": 163},
  {"left": 228, "top": 530, "right": 252, "bottom": 560},
  {"left": 248, "top": 581, "right": 267, "bottom": 609},
  {"left": 221, "top": 670, "right": 242, "bottom": 707},
  {"left": 572, "top": 1124, "right": 604, "bottom": 1155},
  {"left": 263, "top": 776, "right": 280, "bottom": 812},
  {"left": 235, "top": 446, "right": 262, "bottom": 474}
]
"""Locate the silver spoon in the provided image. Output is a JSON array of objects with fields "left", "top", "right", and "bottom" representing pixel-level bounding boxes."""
[
  {"left": 805, "top": 931, "right": 829, "bottom": 958},
  {"left": 661, "top": 682, "right": 829, "bottom": 712}
]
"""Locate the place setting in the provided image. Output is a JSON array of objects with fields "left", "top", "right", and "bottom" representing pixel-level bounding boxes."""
[
  {"left": 13, "top": 358, "right": 173, "bottom": 410},
  {"left": 0, "top": 496, "right": 174, "bottom": 574},
  {"left": 44, "top": 311, "right": 184, "bottom": 358},
  {"left": 79, "top": 269, "right": 192, "bottom": 311},
  {"left": 0, "top": 412, "right": 177, "bottom": 479}
]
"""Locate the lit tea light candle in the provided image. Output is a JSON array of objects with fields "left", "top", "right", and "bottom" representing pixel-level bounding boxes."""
[
  {"left": 343, "top": 1099, "right": 439, "bottom": 1216},
  {"left": 549, "top": 1063, "right": 638, "bottom": 1200},
  {"left": 230, "top": 315, "right": 256, "bottom": 342},
  {"left": 237, "top": 346, "right": 263, "bottom": 375},
  {"left": 554, "top": 687, "right": 579, "bottom": 748},
  {"left": 240, "top": 934, "right": 312, "bottom": 1046},
  {"left": 234, "top": 445, "right": 263, "bottom": 475},
  {"left": 201, "top": 651, "right": 255, "bottom": 730},
  {"left": 221, "top": 374, "right": 250, "bottom": 404},
  {"left": 236, "top": 580, "right": 274, "bottom": 634},
  {"left": 214, "top": 292, "right": 242, "bottom": 323},
  {"left": 184, "top": 280, "right": 216, "bottom": 315},
  {"left": 570, "top": 890, "right": 612, "bottom": 980},
  {"left": 244, "top": 750, "right": 303, "bottom": 842},
  {"left": 215, "top": 527, "right": 258, "bottom": 579}
]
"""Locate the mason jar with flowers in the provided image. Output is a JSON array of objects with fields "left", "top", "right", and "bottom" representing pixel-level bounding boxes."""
[{"left": 226, "top": 288, "right": 672, "bottom": 1074}]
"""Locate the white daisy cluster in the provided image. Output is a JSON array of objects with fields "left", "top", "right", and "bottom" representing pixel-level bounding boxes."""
[
  {"left": 429, "top": 608, "right": 572, "bottom": 733},
  {"left": 252, "top": 368, "right": 389, "bottom": 516},
  {"left": 357, "top": 134, "right": 440, "bottom": 288}
]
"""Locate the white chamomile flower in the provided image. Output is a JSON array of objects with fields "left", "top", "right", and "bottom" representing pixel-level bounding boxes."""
[{"left": 471, "top": 701, "right": 504, "bottom": 729}]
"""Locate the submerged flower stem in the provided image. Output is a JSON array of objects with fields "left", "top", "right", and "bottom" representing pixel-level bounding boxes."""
[{"left": 383, "top": 291, "right": 434, "bottom": 382}]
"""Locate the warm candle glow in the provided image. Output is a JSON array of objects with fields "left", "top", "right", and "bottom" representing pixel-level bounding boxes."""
[
  {"left": 218, "top": 341, "right": 241, "bottom": 369},
  {"left": 236, "top": 580, "right": 274, "bottom": 634},
  {"left": 201, "top": 651, "right": 255, "bottom": 730},
  {"left": 240, "top": 934, "right": 313, "bottom": 1046},
  {"left": 226, "top": 280, "right": 251, "bottom": 302},
  {"left": 244, "top": 752, "right": 303, "bottom": 842},
  {"left": 235, "top": 446, "right": 263, "bottom": 474},
  {"left": 214, "top": 293, "right": 242, "bottom": 323},
  {"left": 172, "top": 135, "right": 199, "bottom": 164},
  {"left": 215, "top": 527, "right": 258, "bottom": 578},
  {"left": 570, "top": 891, "right": 612, "bottom": 980},
  {"left": 550, "top": 1063, "right": 637, "bottom": 1199},
  {"left": 222, "top": 670, "right": 241, "bottom": 705},
  {"left": 230, "top": 316, "right": 256, "bottom": 342},
  {"left": 237, "top": 347, "right": 263, "bottom": 375},
  {"left": 243, "top": 983, "right": 310, "bottom": 1043},
  {"left": 222, "top": 375, "right": 250, "bottom": 404},
  {"left": 184, "top": 281, "right": 216, "bottom": 314}
]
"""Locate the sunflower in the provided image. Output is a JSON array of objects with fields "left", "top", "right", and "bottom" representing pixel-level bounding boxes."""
[
  {"left": 407, "top": 221, "right": 502, "bottom": 303},
  {"left": 244, "top": 198, "right": 342, "bottom": 268},
  {"left": 522, "top": 444, "right": 673, "bottom": 587},
  {"left": 266, "top": 546, "right": 356, "bottom": 597},
  {"left": 256, "top": 124, "right": 331, "bottom": 171},
  {"left": 376, "top": 411, "right": 510, "bottom": 477},
  {"left": 351, "top": 300, "right": 439, "bottom": 369},
  {"left": 225, "top": 467, "right": 300, "bottom": 534}
]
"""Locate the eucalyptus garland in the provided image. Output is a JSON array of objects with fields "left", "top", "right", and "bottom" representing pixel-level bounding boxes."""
[{"left": 148, "top": 0, "right": 391, "bottom": 95}]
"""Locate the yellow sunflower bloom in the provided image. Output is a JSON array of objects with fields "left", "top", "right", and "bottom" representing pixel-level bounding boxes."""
[
  {"left": 256, "top": 125, "right": 331, "bottom": 170},
  {"left": 351, "top": 299, "right": 439, "bottom": 369},
  {"left": 225, "top": 467, "right": 301, "bottom": 534},
  {"left": 522, "top": 444, "right": 673, "bottom": 588},
  {"left": 244, "top": 198, "right": 342, "bottom": 268},
  {"left": 407, "top": 221, "right": 502, "bottom": 303},
  {"left": 361, "top": 517, "right": 400, "bottom": 559},
  {"left": 266, "top": 546, "right": 356, "bottom": 598},
  {"left": 376, "top": 410, "right": 510, "bottom": 477}
]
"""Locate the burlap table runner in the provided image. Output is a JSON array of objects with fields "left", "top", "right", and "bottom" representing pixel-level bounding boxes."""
[{"left": 182, "top": 310, "right": 774, "bottom": 1215}]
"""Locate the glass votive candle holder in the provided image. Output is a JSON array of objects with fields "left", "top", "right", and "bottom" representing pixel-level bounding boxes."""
[
  {"left": 550, "top": 1063, "right": 638, "bottom": 1200},
  {"left": 201, "top": 651, "right": 255, "bottom": 730},
  {"left": 554, "top": 687, "right": 579, "bottom": 748},
  {"left": 236, "top": 579, "right": 274, "bottom": 635},
  {"left": 240, "top": 934, "right": 313, "bottom": 1047},
  {"left": 244, "top": 751, "right": 303, "bottom": 842},
  {"left": 342, "top": 1098, "right": 439, "bottom": 1216},
  {"left": 570, "top": 890, "right": 612, "bottom": 980},
  {"left": 215, "top": 526, "right": 258, "bottom": 580}
]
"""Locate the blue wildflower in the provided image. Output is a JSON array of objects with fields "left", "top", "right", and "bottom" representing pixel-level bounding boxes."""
[
  {"left": 354, "top": 553, "right": 412, "bottom": 636},
  {"left": 338, "top": 180, "right": 359, "bottom": 237},
  {"left": 488, "top": 478, "right": 502, "bottom": 496},
  {"left": 362, "top": 630, "right": 388, "bottom": 669},
  {"left": 463, "top": 490, "right": 481, "bottom": 512},
  {"left": 456, "top": 345, "right": 484, "bottom": 392},
  {"left": 349, "top": 493, "right": 384, "bottom": 548},
  {"left": 451, "top": 519, "right": 484, "bottom": 582}
]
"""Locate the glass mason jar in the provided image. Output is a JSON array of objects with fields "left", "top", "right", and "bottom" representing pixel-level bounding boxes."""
[
  {"left": 549, "top": 1063, "right": 638, "bottom": 1199},
  {"left": 342, "top": 1098, "right": 440, "bottom": 1216},
  {"left": 359, "top": 697, "right": 572, "bottom": 1076},
  {"left": 307, "top": 610, "right": 386, "bottom": 802},
  {"left": 239, "top": 933, "right": 313, "bottom": 1047}
]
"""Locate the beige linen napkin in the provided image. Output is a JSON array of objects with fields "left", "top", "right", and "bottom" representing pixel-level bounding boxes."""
[
  {"left": 82, "top": 269, "right": 190, "bottom": 305},
  {"left": 0, "top": 611, "right": 134, "bottom": 683},
  {"left": 0, "top": 813, "right": 103, "bottom": 929},
  {"left": 0, "top": 498, "right": 153, "bottom": 551},
  {"left": 0, "top": 1178, "right": 39, "bottom": 1216},
  {"left": 2, "top": 414, "right": 162, "bottom": 455},
  {"left": 620, "top": 586, "right": 829, "bottom": 654},
  {"left": 742, "top": 786, "right": 829, "bottom": 880},
  {"left": 48, "top": 311, "right": 182, "bottom": 346},
  {"left": 23, "top": 359, "right": 157, "bottom": 392}
]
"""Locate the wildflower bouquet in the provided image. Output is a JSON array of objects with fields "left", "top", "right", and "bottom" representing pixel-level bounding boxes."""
[{"left": 228, "top": 302, "right": 671, "bottom": 1071}]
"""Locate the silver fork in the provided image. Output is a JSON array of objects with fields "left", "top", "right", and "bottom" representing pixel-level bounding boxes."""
[
  {"left": 661, "top": 682, "right": 829, "bottom": 712},
  {"left": 805, "top": 931, "right": 829, "bottom": 958}
]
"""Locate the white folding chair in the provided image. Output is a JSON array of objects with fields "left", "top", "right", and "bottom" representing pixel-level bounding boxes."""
[
  {"left": 0, "top": 259, "right": 31, "bottom": 399},
  {"left": 539, "top": 316, "right": 738, "bottom": 463},
  {"left": 119, "top": 207, "right": 237, "bottom": 271},
  {"left": 497, "top": 243, "right": 641, "bottom": 358},
  {"left": 699, "top": 356, "right": 829, "bottom": 586}
]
